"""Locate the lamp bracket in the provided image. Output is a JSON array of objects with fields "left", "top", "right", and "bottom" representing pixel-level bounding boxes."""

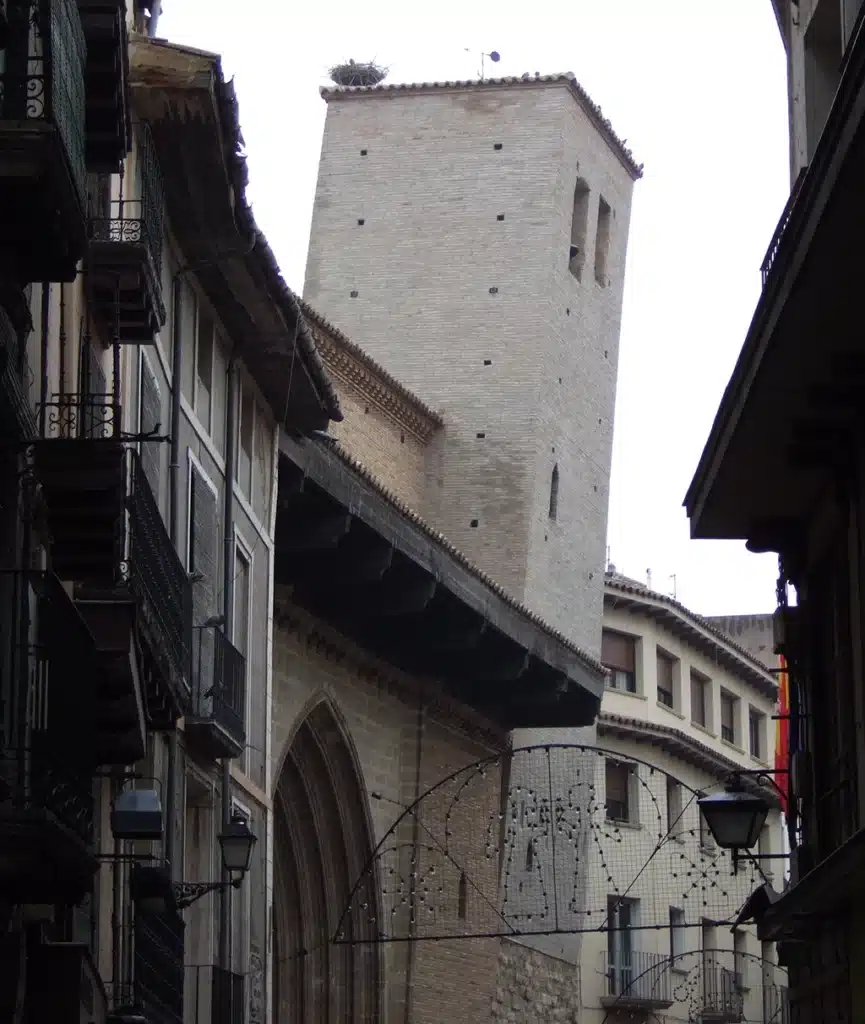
[{"left": 173, "top": 879, "right": 240, "bottom": 909}]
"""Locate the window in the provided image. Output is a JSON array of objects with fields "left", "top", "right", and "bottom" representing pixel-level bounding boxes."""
[
  {"left": 195, "top": 307, "right": 214, "bottom": 433},
  {"left": 690, "top": 670, "right": 709, "bottom": 728},
  {"left": 720, "top": 690, "right": 738, "bottom": 744},
  {"left": 669, "top": 907, "right": 686, "bottom": 964},
  {"left": 749, "top": 707, "right": 765, "bottom": 759},
  {"left": 237, "top": 384, "right": 254, "bottom": 498},
  {"left": 188, "top": 461, "right": 218, "bottom": 699},
  {"left": 697, "top": 792, "right": 714, "bottom": 851},
  {"left": 458, "top": 872, "right": 467, "bottom": 919},
  {"left": 666, "top": 777, "right": 683, "bottom": 838},
  {"left": 606, "top": 759, "right": 636, "bottom": 823},
  {"left": 568, "top": 178, "right": 590, "bottom": 279},
  {"left": 602, "top": 630, "right": 637, "bottom": 693},
  {"left": 594, "top": 195, "right": 612, "bottom": 285},
  {"left": 733, "top": 930, "right": 748, "bottom": 988},
  {"left": 701, "top": 919, "right": 716, "bottom": 979},
  {"left": 548, "top": 464, "right": 559, "bottom": 520},
  {"left": 525, "top": 840, "right": 534, "bottom": 872},
  {"left": 139, "top": 352, "right": 162, "bottom": 497},
  {"left": 607, "top": 897, "right": 636, "bottom": 986},
  {"left": 657, "top": 649, "right": 676, "bottom": 709}
]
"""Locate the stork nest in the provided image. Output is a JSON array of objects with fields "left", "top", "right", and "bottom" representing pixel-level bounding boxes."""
[{"left": 329, "top": 60, "right": 388, "bottom": 88}]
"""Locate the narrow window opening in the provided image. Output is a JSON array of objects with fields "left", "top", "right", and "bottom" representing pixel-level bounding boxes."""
[
  {"left": 350, "top": 290, "right": 359, "bottom": 298},
  {"left": 470, "top": 519, "right": 479, "bottom": 528},
  {"left": 489, "top": 286, "right": 498, "bottom": 295},
  {"left": 595, "top": 196, "right": 612, "bottom": 285},
  {"left": 497, "top": 213, "right": 505, "bottom": 221},
  {"left": 476, "top": 431, "right": 485, "bottom": 439},
  {"left": 525, "top": 841, "right": 534, "bottom": 871},
  {"left": 360, "top": 149, "right": 368, "bottom": 156},
  {"left": 458, "top": 872, "right": 468, "bottom": 918},
  {"left": 493, "top": 142, "right": 503, "bottom": 150},
  {"left": 357, "top": 218, "right": 365, "bottom": 225},
  {"left": 548, "top": 464, "right": 559, "bottom": 520},
  {"left": 400, "top": 432, "right": 405, "bottom": 444},
  {"left": 569, "top": 178, "right": 590, "bottom": 279},
  {"left": 483, "top": 359, "right": 492, "bottom": 366}
]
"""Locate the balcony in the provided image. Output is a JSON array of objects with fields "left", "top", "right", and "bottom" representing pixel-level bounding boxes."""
[
  {"left": 77, "top": 0, "right": 131, "bottom": 172},
  {"left": 601, "top": 950, "right": 674, "bottom": 1011},
  {"left": 0, "top": 743, "right": 96, "bottom": 904},
  {"left": 34, "top": 437, "right": 191, "bottom": 733},
  {"left": 88, "top": 125, "right": 166, "bottom": 343},
  {"left": 185, "top": 965, "right": 245, "bottom": 1024},
  {"left": 0, "top": 940, "right": 106, "bottom": 1021},
  {"left": 135, "top": 909, "right": 185, "bottom": 1024},
  {"left": 185, "top": 626, "right": 246, "bottom": 761},
  {"left": 0, "top": 0, "right": 88, "bottom": 281},
  {"left": 701, "top": 965, "right": 745, "bottom": 1023}
]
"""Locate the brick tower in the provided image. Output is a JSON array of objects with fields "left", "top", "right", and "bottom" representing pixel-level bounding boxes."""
[{"left": 304, "top": 74, "right": 641, "bottom": 656}]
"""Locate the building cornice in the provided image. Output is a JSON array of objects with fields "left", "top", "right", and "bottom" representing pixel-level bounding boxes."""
[
  {"left": 604, "top": 573, "right": 778, "bottom": 701},
  {"left": 305, "top": 311, "right": 443, "bottom": 443},
  {"left": 273, "top": 595, "right": 508, "bottom": 754},
  {"left": 597, "top": 711, "right": 779, "bottom": 805}
]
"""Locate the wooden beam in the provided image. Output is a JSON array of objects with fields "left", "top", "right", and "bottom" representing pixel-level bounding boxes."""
[
  {"left": 277, "top": 511, "right": 352, "bottom": 554},
  {"left": 364, "top": 576, "right": 437, "bottom": 617}
]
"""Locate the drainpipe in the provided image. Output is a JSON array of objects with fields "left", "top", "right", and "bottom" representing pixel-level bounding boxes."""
[
  {"left": 219, "top": 352, "right": 237, "bottom": 971},
  {"left": 165, "top": 276, "right": 184, "bottom": 880}
]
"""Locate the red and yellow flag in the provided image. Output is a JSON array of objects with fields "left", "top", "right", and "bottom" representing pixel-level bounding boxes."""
[{"left": 775, "top": 655, "right": 790, "bottom": 814}]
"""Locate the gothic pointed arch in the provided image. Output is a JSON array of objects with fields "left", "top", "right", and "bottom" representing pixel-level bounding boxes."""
[{"left": 272, "top": 698, "right": 381, "bottom": 1022}]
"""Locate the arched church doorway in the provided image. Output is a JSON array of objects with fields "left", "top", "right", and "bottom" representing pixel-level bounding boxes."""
[{"left": 272, "top": 700, "right": 380, "bottom": 1022}]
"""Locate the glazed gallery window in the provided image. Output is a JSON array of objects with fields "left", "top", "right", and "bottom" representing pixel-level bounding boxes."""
[
  {"left": 690, "top": 670, "right": 710, "bottom": 728},
  {"left": 749, "top": 707, "right": 765, "bottom": 759},
  {"left": 720, "top": 690, "right": 738, "bottom": 745},
  {"left": 602, "top": 630, "right": 637, "bottom": 693}
]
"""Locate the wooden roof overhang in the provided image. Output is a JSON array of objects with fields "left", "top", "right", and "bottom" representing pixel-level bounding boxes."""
[{"left": 275, "top": 434, "right": 606, "bottom": 730}]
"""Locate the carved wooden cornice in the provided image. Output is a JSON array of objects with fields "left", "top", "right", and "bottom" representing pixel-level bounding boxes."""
[
  {"left": 305, "top": 318, "right": 443, "bottom": 445},
  {"left": 273, "top": 597, "right": 506, "bottom": 753}
]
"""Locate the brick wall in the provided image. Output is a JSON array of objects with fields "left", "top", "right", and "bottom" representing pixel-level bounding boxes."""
[
  {"left": 304, "top": 80, "right": 637, "bottom": 656},
  {"left": 271, "top": 593, "right": 507, "bottom": 1023}
]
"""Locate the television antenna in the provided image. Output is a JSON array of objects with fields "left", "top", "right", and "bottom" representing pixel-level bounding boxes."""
[{"left": 464, "top": 48, "right": 500, "bottom": 80}]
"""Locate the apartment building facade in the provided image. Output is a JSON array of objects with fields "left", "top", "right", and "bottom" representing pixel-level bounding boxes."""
[
  {"left": 686, "top": 2, "right": 865, "bottom": 1019},
  {"left": 0, "top": 5, "right": 340, "bottom": 1020}
]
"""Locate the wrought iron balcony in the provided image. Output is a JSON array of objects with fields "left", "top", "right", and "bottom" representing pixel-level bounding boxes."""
[
  {"left": 134, "top": 908, "right": 185, "bottom": 1024},
  {"left": 88, "top": 125, "right": 166, "bottom": 342},
  {"left": 601, "top": 949, "right": 674, "bottom": 1009},
  {"left": 0, "top": 0, "right": 88, "bottom": 281},
  {"left": 34, "top": 439, "right": 191, "bottom": 730},
  {"left": 701, "top": 964, "right": 745, "bottom": 1023},
  {"left": 185, "top": 964, "right": 245, "bottom": 1024},
  {"left": 76, "top": 0, "right": 131, "bottom": 172},
  {"left": 186, "top": 626, "right": 246, "bottom": 761},
  {"left": 760, "top": 167, "right": 808, "bottom": 288},
  {"left": 0, "top": 742, "right": 96, "bottom": 904}
]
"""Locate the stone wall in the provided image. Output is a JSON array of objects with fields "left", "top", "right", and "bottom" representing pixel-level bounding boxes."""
[{"left": 492, "top": 940, "right": 581, "bottom": 1023}]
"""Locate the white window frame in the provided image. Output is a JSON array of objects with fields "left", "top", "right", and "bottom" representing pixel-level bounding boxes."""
[{"left": 185, "top": 449, "right": 219, "bottom": 572}]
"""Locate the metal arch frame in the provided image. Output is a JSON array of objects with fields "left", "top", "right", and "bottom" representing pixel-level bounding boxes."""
[
  {"left": 331, "top": 742, "right": 777, "bottom": 945},
  {"left": 599, "top": 946, "right": 789, "bottom": 1024}
]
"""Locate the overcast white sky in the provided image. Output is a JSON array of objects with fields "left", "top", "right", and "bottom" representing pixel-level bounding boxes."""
[{"left": 160, "top": 1, "right": 790, "bottom": 617}]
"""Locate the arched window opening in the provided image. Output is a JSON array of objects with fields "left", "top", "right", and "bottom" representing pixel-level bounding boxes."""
[
  {"left": 549, "top": 464, "right": 560, "bottom": 521},
  {"left": 569, "top": 178, "right": 590, "bottom": 279}
]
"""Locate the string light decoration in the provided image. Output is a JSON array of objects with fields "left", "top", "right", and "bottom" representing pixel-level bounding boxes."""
[
  {"left": 599, "top": 948, "right": 789, "bottom": 1024},
  {"left": 332, "top": 744, "right": 772, "bottom": 945}
]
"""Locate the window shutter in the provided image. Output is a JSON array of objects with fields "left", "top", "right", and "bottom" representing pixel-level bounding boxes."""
[
  {"left": 190, "top": 468, "right": 217, "bottom": 706},
  {"left": 140, "top": 356, "right": 162, "bottom": 496},
  {"left": 602, "top": 630, "right": 635, "bottom": 672}
]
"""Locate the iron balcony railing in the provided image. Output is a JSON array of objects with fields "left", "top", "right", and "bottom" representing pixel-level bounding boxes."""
[
  {"left": 88, "top": 124, "right": 165, "bottom": 278},
  {"left": 760, "top": 166, "right": 808, "bottom": 287},
  {"left": 0, "top": 742, "right": 94, "bottom": 846},
  {"left": 0, "top": 0, "right": 87, "bottom": 204},
  {"left": 185, "top": 965, "right": 245, "bottom": 1024},
  {"left": 134, "top": 909, "right": 185, "bottom": 1024},
  {"left": 702, "top": 963, "right": 745, "bottom": 1020},
  {"left": 764, "top": 981, "right": 790, "bottom": 1024},
  {"left": 603, "top": 949, "right": 673, "bottom": 1006},
  {"left": 127, "top": 448, "right": 192, "bottom": 694},
  {"left": 192, "top": 625, "right": 246, "bottom": 750}
]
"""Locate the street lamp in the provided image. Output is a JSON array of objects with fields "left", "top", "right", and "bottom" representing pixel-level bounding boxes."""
[
  {"left": 172, "top": 814, "right": 257, "bottom": 908},
  {"left": 698, "top": 778, "right": 770, "bottom": 851}
]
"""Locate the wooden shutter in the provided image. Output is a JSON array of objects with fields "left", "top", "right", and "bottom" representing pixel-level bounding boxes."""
[
  {"left": 139, "top": 355, "right": 162, "bottom": 496},
  {"left": 601, "top": 630, "right": 635, "bottom": 672},
  {"left": 190, "top": 467, "right": 217, "bottom": 705}
]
